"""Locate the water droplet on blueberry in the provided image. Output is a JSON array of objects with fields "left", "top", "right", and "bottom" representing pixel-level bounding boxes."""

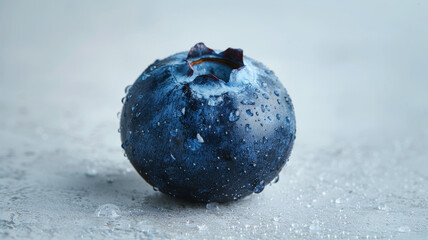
[
  {"left": 124, "top": 85, "right": 132, "bottom": 94},
  {"left": 229, "top": 110, "right": 240, "bottom": 122},
  {"left": 241, "top": 99, "right": 255, "bottom": 105},
  {"left": 253, "top": 183, "right": 264, "bottom": 193},
  {"left": 262, "top": 93, "right": 269, "bottom": 99},
  {"left": 196, "top": 133, "right": 204, "bottom": 143}
]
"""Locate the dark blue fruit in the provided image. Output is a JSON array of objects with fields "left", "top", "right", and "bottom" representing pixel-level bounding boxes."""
[{"left": 120, "top": 43, "right": 296, "bottom": 203}]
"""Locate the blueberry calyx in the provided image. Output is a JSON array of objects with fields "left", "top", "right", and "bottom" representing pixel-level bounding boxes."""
[
  {"left": 186, "top": 43, "right": 245, "bottom": 83},
  {"left": 187, "top": 42, "right": 214, "bottom": 59},
  {"left": 220, "top": 48, "right": 244, "bottom": 67}
]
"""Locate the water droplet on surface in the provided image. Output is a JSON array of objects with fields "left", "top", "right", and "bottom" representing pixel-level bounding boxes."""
[
  {"left": 246, "top": 109, "right": 254, "bottom": 116},
  {"left": 116, "top": 112, "right": 121, "bottom": 119},
  {"left": 197, "top": 224, "right": 208, "bottom": 231},
  {"left": 196, "top": 133, "right": 204, "bottom": 143},
  {"left": 286, "top": 116, "right": 290, "bottom": 123},
  {"left": 274, "top": 90, "right": 279, "bottom": 96},
  {"left": 241, "top": 99, "right": 255, "bottom": 105},
  {"left": 261, "top": 105, "right": 265, "bottom": 112},
  {"left": 131, "top": 105, "right": 136, "bottom": 112},
  {"left": 181, "top": 107, "right": 186, "bottom": 115},
  {"left": 170, "top": 154, "right": 176, "bottom": 160},
  {"left": 335, "top": 198, "right": 343, "bottom": 204},
  {"left": 262, "top": 93, "right": 270, "bottom": 99},
  {"left": 121, "top": 97, "right": 126, "bottom": 103},
  {"left": 377, "top": 204, "right": 388, "bottom": 211},
  {"left": 276, "top": 114, "right": 281, "bottom": 120},
  {"left": 273, "top": 176, "right": 279, "bottom": 183},
  {"left": 206, "top": 202, "right": 220, "bottom": 210},
  {"left": 245, "top": 124, "right": 252, "bottom": 132},
  {"left": 309, "top": 220, "right": 321, "bottom": 233},
  {"left": 277, "top": 99, "right": 281, "bottom": 105},
  {"left": 135, "top": 112, "right": 141, "bottom": 118},
  {"left": 85, "top": 168, "right": 98, "bottom": 177},
  {"left": 229, "top": 110, "right": 240, "bottom": 122},
  {"left": 153, "top": 186, "right": 159, "bottom": 191},
  {"left": 95, "top": 204, "right": 121, "bottom": 219},
  {"left": 253, "top": 93, "right": 259, "bottom": 99},
  {"left": 397, "top": 226, "right": 411, "bottom": 232}
]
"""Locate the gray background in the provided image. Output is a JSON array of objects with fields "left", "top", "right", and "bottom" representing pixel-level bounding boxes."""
[{"left": 1, "top": 1, "right": 427, "bottom": 239}]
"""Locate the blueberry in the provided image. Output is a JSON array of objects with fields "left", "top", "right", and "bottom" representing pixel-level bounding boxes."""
[{"left": 120, "top": 43, "right": 296, "bottom": 203}]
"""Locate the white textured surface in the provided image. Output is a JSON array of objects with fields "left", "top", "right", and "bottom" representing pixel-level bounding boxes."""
[{"left": 1, "top": 1, "right": 428, "bottom": 239}]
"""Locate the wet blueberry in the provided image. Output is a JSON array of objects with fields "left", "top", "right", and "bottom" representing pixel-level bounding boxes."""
[{"left": 120, "top": 43, "right": 296, "bottom": 203}]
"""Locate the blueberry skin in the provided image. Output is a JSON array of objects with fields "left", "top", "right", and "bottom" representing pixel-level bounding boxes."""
[{"left": 120, "top": 43, "right": 296, "bottom": 203}]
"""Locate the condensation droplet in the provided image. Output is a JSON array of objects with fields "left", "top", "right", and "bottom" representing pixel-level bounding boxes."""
[
  {"left": 309, "top": 220, "right": 321, "bottom": 233},
  {"left": 95, "top": 204, "right": 121, "bottom": 219},
  {"left": 229, "top": 110, "right": 240, "bottom": 122},
  {"left": 246, "top": 109, "right": 254, "bottom": 116},
  {"left": 124, "top": 85, "right": 132, "bottom": 94},
  {"left": 253, "top": 93, "right": 259, "bottom": 99},
  {"left": 253, "top": 184, "right": 264, "bottom": 193},
  {"left": 85, "top": 168, "right": 98, "bottom": 177},
  {"left": 262, "top": 93, "right": 270, "bottom": 99},
  {"left": 206, "top": 202, "right": 220, "bottom": 210},
  {"left": 196, "top": 133, "right": 204, "bottom": 143},
  {"left": 241, "top": 99, "right": 255, "bottom": 105},
  {"left": 397, "top": 226, "right": 411, "bottom": 233},
  {"left": 274, "top": 90, "right": 280, "bottom": 96}
]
